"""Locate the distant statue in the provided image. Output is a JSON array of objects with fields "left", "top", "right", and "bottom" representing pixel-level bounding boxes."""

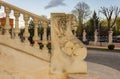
[{"left": 83, "top": 29, "right": 87, "bottom": 42}]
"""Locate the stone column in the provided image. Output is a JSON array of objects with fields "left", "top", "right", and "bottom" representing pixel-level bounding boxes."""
[
  {"left": 83, "top": 29, "right": 87, "bottom": 42},
  {"left": 33, "top": 18, "right": 39, "bottom": 47},
  {"left": 42, "top": 22, "right": 48, "bottom": 50},
  {"left": 94, "top": 29, "right": 98, "bottom": 45},
  {"left": 14, "top": 11, "right": 20, "bottom": 39},
  {"left": 108, "top": 28, "right": 113, "bottom": 44},
  {"left": 5, "top": 6, "right": 11, "bottom": 36},
  {"left": 23, "top": 14, "right": 29, "bottom": 44}
]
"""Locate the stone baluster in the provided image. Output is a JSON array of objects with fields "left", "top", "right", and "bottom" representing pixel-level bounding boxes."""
[
  {"left": 5, "top": 6, "right": 11, "bottom": 36},
  {"left": 33, "top": 18, "right": 39, "bottom": 47},
  {"left": 42, "top": 22, "right": 48, "bottom": 50},
  {"left": 14, "top": 10, "right": 20, "bottom": 39},
  {"left": 23, "top": 14, "right": 29, "bottom": 44}
]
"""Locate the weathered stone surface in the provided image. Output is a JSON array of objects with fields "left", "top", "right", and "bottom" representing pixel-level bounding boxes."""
[
  {"left": 50, "top": 13, "right": 87, "bottom": 74},
  {"left": 0, "top": 48, "right": 119, "bottom": 79},
  {"left": 0, "top": 44, "right": 50, "bottom": 79},
  {"left": 0, "top": 35, "right": 50, "bottom": 62}
]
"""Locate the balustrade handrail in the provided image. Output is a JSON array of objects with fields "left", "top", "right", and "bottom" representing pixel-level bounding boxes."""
[{"left": 0, "top": 0, "right": 49, "bottom": 23}]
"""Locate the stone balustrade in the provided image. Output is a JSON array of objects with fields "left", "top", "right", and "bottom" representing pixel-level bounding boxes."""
[{"left": 0, "top": 0, "right": 49, "bottom": 50}]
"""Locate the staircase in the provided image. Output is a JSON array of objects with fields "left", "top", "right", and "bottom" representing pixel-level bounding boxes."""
[
  {"left": 0, "top": 0, "right": 50, "bottom": 62},
  {"left": 0, "top": 1, "right": 51, "bottom": 78},
  {"left": 0, "top": 1, "right": 87, "bottom": 79}
]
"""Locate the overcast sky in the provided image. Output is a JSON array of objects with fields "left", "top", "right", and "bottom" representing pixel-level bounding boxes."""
[{"left": 3, "top": 0, "right": 120, "bottom": 18}]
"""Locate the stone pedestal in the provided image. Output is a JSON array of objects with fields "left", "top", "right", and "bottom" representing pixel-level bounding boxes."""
[
  {"left": 94, "top": 29, "right": 98, "bottom": 45},
  {"left": 108, "top": 28, "right": 113, "bottom": 44}
]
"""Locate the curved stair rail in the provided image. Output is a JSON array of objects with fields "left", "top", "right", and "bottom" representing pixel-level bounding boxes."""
[
  {"left": 0, "top": 0, "right": 50, "bottom": 61},
  {"left": 0, "top": 35, "right": 50, "bottom": 62}
]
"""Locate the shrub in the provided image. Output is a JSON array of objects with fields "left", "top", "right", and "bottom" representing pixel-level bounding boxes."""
[
  {"left": 47, "top": 42, "right": 51, "bottom": 50},
  {"left": 38, "top": 42, "right": 44, "bottom": 49},
  {"left": 108, "top": 44, "right": 115, "bottom": 50}
]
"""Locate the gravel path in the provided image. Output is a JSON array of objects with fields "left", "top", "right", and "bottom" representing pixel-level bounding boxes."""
[{"left": 85, "top": 50, "right": 120, "bottom": 71}]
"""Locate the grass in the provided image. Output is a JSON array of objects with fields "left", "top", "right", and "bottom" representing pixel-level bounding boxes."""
[{"left": 87, "top": 47, "right": 120, "bottom": 53}]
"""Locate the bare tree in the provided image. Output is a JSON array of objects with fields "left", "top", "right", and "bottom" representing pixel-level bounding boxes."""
[
  {"left": 72, "top": 2, "right": 90, "bottom": 36},
  {"left": 100, "top": 6, "right": 120, "bottom": 30},
  {"left": 72, "top": 2, "right": 90, "bottom": 24}
]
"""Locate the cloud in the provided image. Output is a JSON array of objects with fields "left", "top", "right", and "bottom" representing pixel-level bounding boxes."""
[{"left": 44, "top": 0, "right": 66, "bottom": 9}]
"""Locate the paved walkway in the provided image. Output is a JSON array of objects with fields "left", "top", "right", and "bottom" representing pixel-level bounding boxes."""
[{"left": 85, "top": 50, "right": 120, "bottom": 71}]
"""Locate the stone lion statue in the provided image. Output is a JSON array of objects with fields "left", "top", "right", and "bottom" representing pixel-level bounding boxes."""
[{"left": 50, "top": 15, "right": 87, "bottom": 75}]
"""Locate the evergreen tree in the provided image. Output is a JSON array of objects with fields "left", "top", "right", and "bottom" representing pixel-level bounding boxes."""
[{"left": 85, "top": 11, "right": 99, "bottom": 40}]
